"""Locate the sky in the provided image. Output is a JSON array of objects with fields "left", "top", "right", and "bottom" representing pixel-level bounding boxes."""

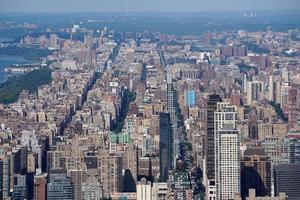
[{"left": 1, "top": 0, "right": 300, "bottom": 12}]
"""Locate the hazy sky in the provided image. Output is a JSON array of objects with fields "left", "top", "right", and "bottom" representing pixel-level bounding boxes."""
[{"left": 1, "top": 0, "right": 300, "bottom": 12}]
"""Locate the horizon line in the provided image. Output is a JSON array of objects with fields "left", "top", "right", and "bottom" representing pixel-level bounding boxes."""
[{"left": 1, "top": 9, "right": 300, "bottom": 14}]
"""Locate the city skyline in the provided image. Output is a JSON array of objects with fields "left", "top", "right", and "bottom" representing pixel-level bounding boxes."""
[{"left": 0, "top": 1, "right": 300, "bottom": 199}]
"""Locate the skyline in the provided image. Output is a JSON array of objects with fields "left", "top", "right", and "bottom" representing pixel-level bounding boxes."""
[
  {"left": 0, "top": 1, "right": 300, "bottom": 200},
  {"left": 1, "top": 0, "right": 300, "bottom": 13}
]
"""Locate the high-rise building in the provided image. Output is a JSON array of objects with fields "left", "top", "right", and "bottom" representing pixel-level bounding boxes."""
[
  {"left": 220, "top": 46, "right": 234, "bottom": 57},
  {"left": 241, "top": 147, "right": 271, "bottom": 198},
  {"left": 50, "top": 34, "right": 58, "bottom": 49},
  {"left": 284, "top": 133, "right": 300, "bottom": 164},
  {"left": 281, "top": 67, "right": 289, "bottom": 83},
  {"left": 136, "top": 178, "right": 152, "bottom": 200},
  {"left": 217, "top": 46, "right": 247, "bottom": 57},
  {"left": 268, "top": 74, "right": 275, "bottom": 102},
  {"left": 27, "top": 152, "right": 37, "bottom": 173},
  {"left": 275, "top": 81, "right": 282, "bottom": 104},
  {"left": 9, "top": 147, "right": 27, "bottom": 190},
  {"left": 280, "top": 82, "right": 290, "bottom": 108},
  {"left": 150, "top": 156, "right": 160, "bottom": 181},
  {"left": 0, "top": 157, "right": 10, "bottom": 200},
  {"left": 0, "top": 159, "right": 4, "bottom": 200},
  {"left": 243, "top": 74, "right": 248, "bottom": 94},
  {"left": 247, "top": 81, "right": 264, "bottom": 105},
  {"left": 138, "top": 156, "right": 151, "bottom": 178},
  {"left": 236, "top": 46, "right": 248, "bottom": 57},
  {"left": 215, "top": 103, "right": 240, "bottom": 200},
  {"left": 34, "top": 173, "right": 47, "bottom": 200},
  {"left": 166, "top": 70, "right": 179, "bottom": 169},
  {"left": 288, "top": 87, "right": 298, "bottom": 128},
  {"left": 123, "top": 145, "right": 138, "bottom": 192},
  {"left": 47, "top": 172, "right": 74, "bottom": 200},
  {"left": 262, "top": 136, "right": 285, "bottom": 195},
  {"left": 159, "top": 112, "right": 172, "bottom": 181},
  {"left": 205, "top": 94, "right": 222, "bottom": 181},
  {"left": 262, "top": 137, "right": 284, "bottom": 166},
  {"left": 12, "top": 174, "right": 27, "bottom": 200},
  {"left": 69, "top": 169, "right": 87, "bottom": 200},
  {"left": 98, "top": 153, "right": 123, "bottom": 197},
  {"left": 274, "top": 164, "right": 300, "bottom": 200},
  {"left": 82, "top": 177, "right": 102, "bottom": 200},
  {"left": 248, "top": 109, "right": 259, "bottom": 140}
]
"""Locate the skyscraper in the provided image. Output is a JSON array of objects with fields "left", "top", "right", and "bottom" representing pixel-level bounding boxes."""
[
  {"left": 12, "top": 174, "right": 27, "bottom": 200},
  {"left": 274, "top": 164, "right": 300, "bottom": 200},
  {"left": 98, "top": 153, "right": 123, "bottom": 197},
  {"left": 166, "top": 70, "right": 178, "bottom": 170},
  {"left": 0, "top": 157, "right": 10, "bottom": 200},
  {"left": 281, "top": 67, "right": 289, "bottom": 83},
  {"left": 214, "top": 103, "right": 240, "bottom": 200},
  {"left": 159, "top": 112, "right": 172, "bottom": 181},
  {"left": 288, "top": 87, "right": 298, "bottom": 128},
  {"left": 284, "top": 134, "right": 300, "bottom": 164},
  {"left": 205, "top": 94, "right": 222, "bottom": 181},
  {"left": 268, "top": 74, "right": 275, "bottom": 102},
  {"left": 69, "top": 169, "right": 87, "bottom": 200},
  {"left": 123, "top": 145, "right": 138, "bottom": 192},
  {"left": 204, "top": 94, "right": 222, "bottom": 200},
  {"left": 243, "top": 73, "right": 248, "bottom": 94},
  {"left": 34, "top": 173, "right": 47, "bottom": 200},
  {"left": 247, "top": 81, "right": 264, "bottom": 105}
]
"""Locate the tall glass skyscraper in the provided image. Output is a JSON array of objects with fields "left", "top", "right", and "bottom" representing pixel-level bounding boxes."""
[
  {"left": 205, "top": 94, "right": 222, "bottom": 181},
  {"left": 166, "top": 70, "right": 179, "bottom": 170},
  {"left": 159, "top": 112, "right": 172, "bottom": 181}
]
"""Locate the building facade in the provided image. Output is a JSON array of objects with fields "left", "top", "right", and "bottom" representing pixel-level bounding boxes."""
[{"left": 215, "top": 103, "right": 240, "bottom": 200}]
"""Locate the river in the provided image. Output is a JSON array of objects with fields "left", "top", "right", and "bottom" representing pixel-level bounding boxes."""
[{"left": 0, "top": 55, "right": 27, "bottom": 84}]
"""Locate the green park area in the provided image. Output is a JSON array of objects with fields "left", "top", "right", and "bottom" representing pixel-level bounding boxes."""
[{"left": 0, "top": 67, "right": 52, "bottom": 104}]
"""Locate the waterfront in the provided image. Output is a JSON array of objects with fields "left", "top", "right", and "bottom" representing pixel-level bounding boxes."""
[
  {"left": 0, "top": 37, "right": 13, "bottom": 43},
  {"left": 0, "top": 55, "right": 27, "bottom": 84}
]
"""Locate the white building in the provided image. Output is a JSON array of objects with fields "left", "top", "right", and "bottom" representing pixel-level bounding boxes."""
[
  {"left": 280, "top": 82, "right": 290, "bottom": 106},
  {"left": 21, "top": 129, "right": 42, "bottom": 169},
  {"left": 214, "top": 103, "right": 240, "bottom": 200},
  {"left": 62, "top": 59, "right": 77, "bottom": 70},
  {"left": 247, "top": 81, "right": 264, "bottom": 105},
  {"left": 137, "top": 178, "right": 152, "bottom": 200},
  {"left": 243, "top": 73, "right": 248, "bottom": 94},
  {"left": 152, "top": 182, "right": 168, "bottom": 200},
  {"left": 281, "top": 67, "right": 289, "bottom": 83},
  {"left": 81, "top": 178, "right": 102, "bottom": 200},
  {"left": 205, "top": 179, "right": 216, "bottom": 200}
]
